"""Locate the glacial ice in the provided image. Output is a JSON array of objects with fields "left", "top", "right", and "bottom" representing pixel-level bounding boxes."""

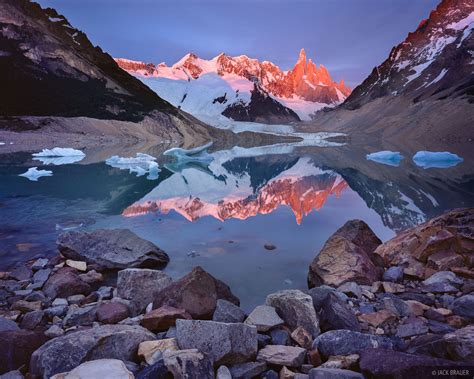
[
  {"left": 413, "top": 151, "right": 463, "bottom": 169},
  {"left": 366, "top": 151, "right": 404, "bottom": 166},
  {"left": 19, "top": 167, "right": 53, "bottom": 181},
  {"left": 33, "top": 147, "right": 86, "bottom": 157},
  {"left": 105, "top": 153, "right": 160, "bottom": 180},
  {"left": 164, "top": 142, "right": 214, "bottom": 163}
]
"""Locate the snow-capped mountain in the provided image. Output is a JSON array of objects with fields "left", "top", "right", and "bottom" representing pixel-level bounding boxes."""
[
  {"left": 344, "top": 0, "right": 473, "bottom": 109},
  {"left": 115, "top": 49, "right": 351, "bottom": 123}
]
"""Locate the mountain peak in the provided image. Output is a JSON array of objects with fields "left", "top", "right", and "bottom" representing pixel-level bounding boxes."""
[{"left": 298, "top": 48, "right": 307, "bottom": 63}]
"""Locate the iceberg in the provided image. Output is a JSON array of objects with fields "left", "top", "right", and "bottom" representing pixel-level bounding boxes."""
[
  {"left": 366, "top": 151, "right": 404, "bottom": 167},
  {"left": 413, "top": 151, "right": 463, "bottom": 169},
  {"left": 105, "top": 153, "right": 160, "bottom": 180},
  {"left": 19, "top": 167, "right": 53, "bottom": 181},
  {"left": 32, "top": 147, "right": 85, "bottom": 165},
  {"left": 164, "top": 142, "right": 214, "bottom": 163}
]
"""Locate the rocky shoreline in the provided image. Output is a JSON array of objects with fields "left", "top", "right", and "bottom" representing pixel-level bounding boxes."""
[{"left": 0, "top": 208, "right": 473, "bottom": 378}]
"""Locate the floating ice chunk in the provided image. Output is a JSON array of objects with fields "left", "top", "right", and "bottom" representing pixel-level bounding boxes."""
[
  {"left": 164, "top": 142, "right": 214, "bottom": 163},
  {"left": 34, "top": 156, "right": 85, "bottom": 165},
  {"left": 19, "top": 167, "right": 53, "bottom": 181},
  {"left": 33, "top": 147, "right": 86, "bottom": 157},
  {"left": 105, "top": 153, "right": 160, "bottom": 180},
  {"left": 366, "top": 151, "right": 404, "bottom": 167},
  {"left": 413, "top": 151, "right": 463, "bottom": 169}
]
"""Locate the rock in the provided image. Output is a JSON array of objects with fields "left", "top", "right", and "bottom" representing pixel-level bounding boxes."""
[
  {"left": 405, "top": 300, "right": 429, "bottom": 316},
  {"left": 20, "top": 310, "right": 44, "bottom": 330},
  {"left": 306, "top": 286, "right": 339, "bottom": 311},
  {"left": 280, "top": 366, "right": 296, "bottom": 378},
  {"left": 308, "top": 220, "right": 382, "bottom": 288},
  {"left": 258, "top": 333, "right": 271, "bottom": 348},
  {"left": 52, "top": 298, "right": 68, "bottom": 307},
  {"left": 381, "top": 282, "right": 405, "bottom": 294},
  {"left": 271, "top": 329, "right": 290, "bottom": 345},
  {"left": 337, "top": 282, "right": 362, "bottom": 298},
  {"left": 0, "top": 370, "right": 24, "bottom": 379},
  {"left": 51, "top": 359, "right": 134, "bottom": 379},
  {"left": 65, "top": 259, "right": 87, "bottom": 272},
  {"left": 135, "top": 360, "right": 168, "bottom": 379},
  {"left": 57, "top": 229, "right": 169, "bottom": 270},
  {"left": 0, "top": 316, "right": 20, "bottom": 332},
  {"left": 153, "top": 266, "right": 239, "bottom": 319},
  {"left": 320, "top": 354, "right": 359, "bottom": 370},
  {"left": 229, "top": 362, "right": 267, "bottom": 379},
  {"left": 163, "top": 349, "right": 214, "bottom": 379},
  {"left": 0, "top": 330, "right": 47, "bottom": 375},
  {"left": 262, "top": 369, "right": 279, "bottom": 379},
  {"left": 309, "top": 368, "right": 363, "bottom": 379},
  {"left": 266, "top": 290, "right": 320, "bottom": 337},
  {"left": 45, "top": 325, "right": 64, "bottom": 338},
  {"left": 291, "top": 327, "right": 313, "bottom": 349},
  {"left": 32, "top": 258, "right": 49, "bottom": 270},
  {"left": 244, "top": 305, "right": 284, "bottom": 332},
  {"left": 78, "top": 270, "right": 103, "bottom": 284},
  {"left": 257, "top": 345, "right": 306, "bottom": 367},
  {"left": 217, "top": 365, "right": 232, "bottom": 379},
  {"left": 443, "top": 325, "right": 474, "bottom": 362},
  {"left": 407, "top": 334, "right": 450, "bottom": 359},
  {"left": 313, "top": 330, "right": 393, "bottom": 358},
  {"left": 383, "top": 267, "right": 404, "bottom": 283},
  {"left": 67, "top": 294, "right": 86, "bottom": 304},
  {"left": 359, "top": 348, "right": 463, "bottom": 378},
  {"left": 428, "top": 320, "right": 455, "bottom": 334},
  {"left": 117, "top": 268, "right": 172, "bottom": 316},
  {"left": 176, "top": 319, "right": 257, "bottom": 365},
  {"left": 30, "top": 324, "right": 155, "bottom": 378},
  {"left": 379, "top": 295, "right": 411, "bottom": 317},
  {"left": 396, "top": 317, "right": 428, "bottom": 338},
  {"left": 358, "top": 310, "right": 397, "bottom": 327},
  {"left": 213, "top": 299, "right": 246, "bottom": 323},
  {"left": 141, "top": 305, "right": 191, "bottom": 332},
  {"left": 44, "top": 305, "right": 67, "bottom": 318},
  {"left": 319, "top": 293, "right": 360, "bottom": 332},
  {"left": 138, "top": 339, "right": 178, "bottom": 364},
  {"left": 11, "top": 300, "right": 42, "bottom": 313},
  {"left": 423, "top": 271, "right": 463, "bottom": 287},
  {"left": 450, "top": 294, "right": 474, "bottom": 319},
  {"left": 43, "top": 268, "right": 91, "bottom": 299},
  {"left": 96, "top": 302, "right": 129, "bottom": 324},
  {"left": 9, "top": 265, "right": 33, "bottom": 281},
  {"left": 63, "top": 305, "right": 97, "bottom": 327},
  {"left": 24, "top": 291, "right": 46, "bottom": 302},
  {"left": 32, "top": 268, "right": 51, "bottom": 286},
  {"left": 373, "top": 208, "right": 474, "bottom": 271}
]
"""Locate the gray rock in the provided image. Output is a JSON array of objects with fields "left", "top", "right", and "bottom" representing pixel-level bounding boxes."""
[
  {"left": 443, "top": 325, "right": 474, "bottom": 362},
  {"left": 117, "top": 268, "right": 172, "bottom": 316},
  {"left": 0, "top": 370, "right": 24, "bottom": 379},
  {"left": 383, "top": 266, "right": 404, "bottom": 283},
  {"left": 379, "top": 295, "right": 411, "bottom": 317},
  {"left": 309, "top": 368, "right": 363, "bottom": 379},
  {"left": 451, "top": 294, "right": 474, "bottom": 319},
  {"left": 217, "top": 365, "right": 232, "bottom": 379},
  {"left": 24, "top": 291, "right": 46, "bottom": 302},
  {"left": 213, "top": 299, "right": 246, "bottom": 323},
  {"left": 176, "top": 319, "right": 257, "bottom": 365},
  {"left": 0, "top": 316, "right": 20, "bottom": 332},
  {"left": 258, "top": 333, "right": 271, "bottom": 348},
  {"left": 396, "top": 318, "right": 429, "bottom": 338},
  {"left": 30, "top": 324, "right": 155, "bottom": 378},
  {"left": 63, "top": 305, "right": 97, "bottom": 327},
  {"left": 229, "top": 362, "right": 267, "bottom": 379},
  {"left": 319, "top": 293, "right": 360, "bottom": 332},
  {"left": 313, "top": 330, "right": 393, "bottom": 358},
  {"left": 257, "top": 345, "right": 306, "bottom": 367},
  {"left": 337, "top": 282, "right": 362, "bottom": 298},
  {"left": 43, "top": 268, "right": 91, "bottom": 299},
  {"left": 306, "top": 286, "right": 337, "bottom": 311},
  {"left": 67, "top": 294, "right": 85, "bottom": 304},
  {"left": 20, "top": 310, "right": 44, "bottom": 330},
  {"left": 244, "top": 305, "right": 284, "bottom": 332},
  {"left": 428, "top": 320, "right": 455, "bottom": 334},
  {"left": 44, "top": 305, "right": 68, "bottom": 318},
  {"left": 49, "top": 359, "right": 134, "bottom": 379},
  {"left": 423, "top": 271, "right": 463, "bottom": 287},
  {"left": 262, "top": 370, "right": 279, "bottom": 379},
  {"left": 32, "top": 269, "right": 51, "bottom": 287},
  {"left": 52, "top": 298, "right": 68, "bottom": 307},
  {"left": 266, "top": 290, "right": 320, "bottom": 337},
  {"left": 163, "top": 349, "right": 214, "bottom": 379},
  {"left": 270, "top": 329, "right": 290, "bottom": 346},
  {"left": 97, "top": 286, "right": 114, "bottom": 301},
  {"left": 44, "top": 325, "right": 64, "bottom": 338},
  {"left": 32, "top": 258, "right": 49, "bottom": 271},
  {"left": 57, "top": 229, "right": 169, "bottom": 270}
]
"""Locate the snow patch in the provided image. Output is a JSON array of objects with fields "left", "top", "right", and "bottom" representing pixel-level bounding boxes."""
[
  {"left": 19, "top": 167, "right": 53, "bottom": 181},
  {"left": 413, "top": 151, "right": 463, "bottom": 169}
]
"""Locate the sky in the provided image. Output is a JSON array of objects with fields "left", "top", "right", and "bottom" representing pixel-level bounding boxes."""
[{"left": 38, "top": 0, "right": 439, "bottom": 87}]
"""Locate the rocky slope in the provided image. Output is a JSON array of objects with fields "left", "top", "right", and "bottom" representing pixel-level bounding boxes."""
[
  {"left": 116, "top": 49, "right": 351, "bottom": 123},
  {"left": 306, "top": 0, "right": 474, "bottom": 142}
]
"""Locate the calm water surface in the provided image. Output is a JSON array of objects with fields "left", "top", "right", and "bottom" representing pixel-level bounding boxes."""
[{"left": 1, "top": 143, "right": 472, "bottom": 310}]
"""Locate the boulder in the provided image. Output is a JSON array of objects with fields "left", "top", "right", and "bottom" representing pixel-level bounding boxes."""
[
  {"left": 43, "top": 268, "right": 91, "bottom": 299},
  {"left": 20, "top": 310, "right": 44, "bottom": 330},
  {"left": 266, "top": 290, "right": 320, "bottom": 337},
  {"left": 163, "top": 349, "right": 214, "bottom": 378},
  {"left": 443, "top": 325, "right": 474, "bottom": 362},
  {"left": 117, "top": 268, "right": 172, "bottom": 315},
  {"left": 135, "top": 360, "right": 168, "bottom": 379},
  {"left": 0, "top": 330, "right": 47, "bottom": 374},
  {"left": 373, "top": 208, "right": 474, "bottom": 271},
  {"left": 308, "top": 220, "right": 382, "bottom": 288},
  {"left": 320, "top": 354, "right": 359, "bottom": 370},
  {"left": 270, "top": 329, "right": 290, "bottom": 345},
  {"left": 229, "top": 362, "right": 267, "bottom": 379},
  {"left": 153, "top": 267, "right": 240, "bottom": 319},
  {"left": 313, "top": 330, "right": 393, "bottom": 358},
  {"left": 244, "top": 305, "right": 284, "bottom": 332},
  {"left": 257, "top": 345, "right": 306, "bottom": 367},
  {"left": 358, "top": 309, "right": 397, "bottom": 328},
  {"left": 63, "top": 305, "right": 97, "bottom": 327},
  {"left": 138, "top": 339, "right": 178, "bottom": 365},
  {"left": 290, "top": 327, "right": 313, "bottom": 350},
  {"left": 50, "top": 359, "right": 133, "bottom": 379},
  {"left": 359, "top": 348, "right": 463, "bottom": 378},
  {"left": 217, "top": 365, "right": 232, "bottom": 379},
  {"left": 382, "top": 267, "right": 404, "bottom": 283},
  {"left": 57, "top": 229, "right": 169, "bottom": 270},
  {"left": 141, "top": 305, "right": 191, "bottom": 332},
  {"left": 450, "top": 294, "right": 474, "bottom": 319},
  {"left": 30, "top": 325, "right": 155, "bottom": 378},
  {"left": 395, "top": 317, "right": 428, "bottom": 338},
  {"left": 176, "top": 319, "right": 257, "bottom": 365},
  {"left": 213, "top": 299, "right": 246, "bottom": 323},
  {"left": 96, "top": 302, "right": 129, "bottom": 324},
  {"left": 0, "top": 316, "right": 20, "bottom": 332},
  {"left": 309, "top": 368, "right": 363, "bottom": 379},
  {"left": 319, "top": 293, "right": 360, "bottom": 332},
  {"left": 306, "top": 286, "right": 340, "bottom": 312}
]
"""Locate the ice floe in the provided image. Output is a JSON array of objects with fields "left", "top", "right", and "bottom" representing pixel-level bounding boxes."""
[
  {"left": 164, "top": 142, "right": 214, "bottom": 163},
  {"left": 105, "top": 153, "right": 160, "bottom": 180},
  {"left": 32, "top": 147, "right": 86, "bottom": 165},
  {"left": 413, "top": 151, "right": 463, "bottom": 169},
  {"left": 19, "top": 167, "right": 53, "bottom": 181},
  {"left": 366, "top": 151, "right": 404, "bottom": 166}
]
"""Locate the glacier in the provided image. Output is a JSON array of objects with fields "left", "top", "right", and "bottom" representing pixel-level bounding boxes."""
[
  {"left": 413, "top": 151, "right": 463, "bottom": 169},
  {"left": 106, "top": 153, "right": 161, "bottom": 180},
  {"left": 19, "top": 167, "right": 53, "bottom": 181},
  {"left": 366, "top": 151, "right": 404, "bottom": 166}
]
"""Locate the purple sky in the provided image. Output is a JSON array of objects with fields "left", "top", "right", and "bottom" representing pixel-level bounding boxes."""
[{"left": 38, "top": 0, "right": 438, "bottom": 87}]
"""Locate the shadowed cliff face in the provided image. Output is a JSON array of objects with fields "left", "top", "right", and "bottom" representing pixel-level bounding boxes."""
[{"left": 0, "top": 0, "right": 177, "bottom": 121}]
